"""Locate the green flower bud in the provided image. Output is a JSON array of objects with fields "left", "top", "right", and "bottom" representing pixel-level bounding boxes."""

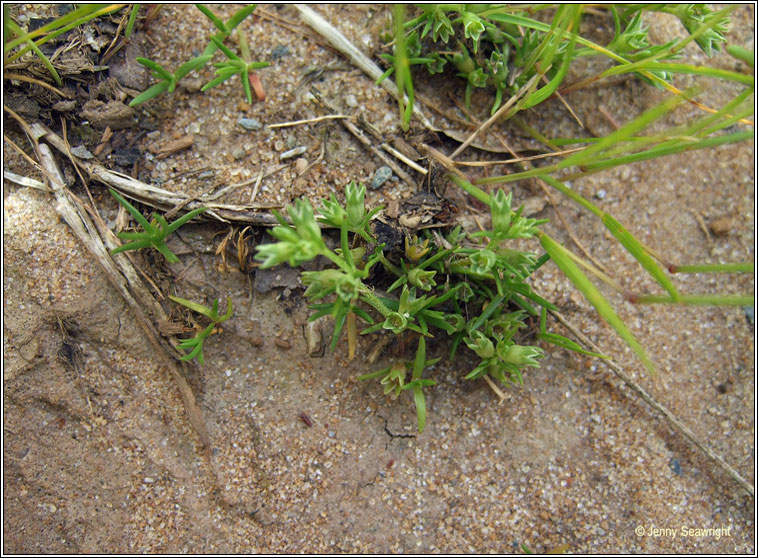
[
  {"left": 462, "top": 11, "right": 485, "bottom": 44},
  {"left": 318, "top": 194, "right": 347, "bottom": 228},
  {"left": 470, "top": 249, "right": 497, "bottom": 275},
  {"left": 288, "top": 199, "right": 323, "bottom": 247},
  {"left": 497, "top": 341, "right": 543, "bottom": 368},
  {"left": 431, "top": 10, "right": 453, "bottom": 43},
  {"left": 465, "top": 331, "right": 495, "bottom": 359},
  {"left": 383, "top": 312, "right": 408, "bottom": 333},
  {"left": 491, "top": 189, "right": 512, "bottom": 236},
  {"left": 345, "top": 181, "right": 366, "bottom": 229},
  {"left": 381, "top": 362, "right": 407, "bottom": 397},
  {"left": 408, "top": 268, "right": 436, "bottom": 291}
]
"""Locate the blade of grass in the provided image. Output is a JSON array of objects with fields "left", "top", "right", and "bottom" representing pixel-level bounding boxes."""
[
  {"left": 632, "top": 294, "right": 754, "bottom": 306},
  {"left": 539, "top": 232, "right": 656, "bottom": 374},
  {"left": 601, "top": 214, "right": 680, "bottom": 301},
  {"left": 5, "top": 19, "right": 61, "bottom": 85},
  {"left": 671, "top": 262, "right": 754, "bottom": 274},
  {"left": 520, "top": 5, "right": 582, "bottom": 110},
  {"left": 558, "top": 91, "right": 690, "bottom": 171},
  {"left": 5, "top": 5, "right": 124, "bottom": 62},
  {"left": 125, "top": 4, "right": 140, "bottom": 39}
]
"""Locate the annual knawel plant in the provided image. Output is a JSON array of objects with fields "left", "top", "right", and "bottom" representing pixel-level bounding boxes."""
[
  {"left": 255, "top": 181, "right": 587, "bottom": 433},
  {"left": 380, "top": 4, "right": 734, "bottom": 121}
]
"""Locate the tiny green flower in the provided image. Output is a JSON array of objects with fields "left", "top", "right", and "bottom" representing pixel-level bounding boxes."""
[
  {"left": 345, "top": 180, "right": 365, "bottom": 229},
  {"left": 462, "top": 11, "right": 485, "bottom": 49},
  {"left": 470, "top": 249, "right": 497, "bottom": 275},
  {"left": 383, "top": 312, "right": 408, "bottom": 333},
  {"left": 381, "top": 362, "right": 407, "bottom": 397},
  {"left": 497, "top": 341, "right": 544, "bottom": 368},
  {"left": 408, "top": 268, "right": 436, "bottom": 291},
  {"left": 465, "top": 331, "right": 495, "bottom": 359},
  {"left": 490, "top": 189, "right": 513, "bottom": 237}
]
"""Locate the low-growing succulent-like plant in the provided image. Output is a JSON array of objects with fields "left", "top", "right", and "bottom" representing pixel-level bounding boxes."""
[
  {"left": 169, "top": 295, "right": 233, "bottom": 364},
  {"left": 109, "top": 188, "right": 207, "bottom": 263},
  {"left": 254, "top": 181, "right": 585, "bottom": 432},
  {"left": 381, "top": 4, "right": 733, "bottom": 116}
]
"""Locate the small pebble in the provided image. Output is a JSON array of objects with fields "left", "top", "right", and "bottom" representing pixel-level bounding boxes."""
[
  {"left": 709, "top": 216, "right": 734, "bottom": 236},
  {"left": 280, "top": 146, "right": 307, "bottom": 160},
  {"left": 595, "top": 189, "right": 606, "bottom": 200},
  {"left": 270, "top": 45, "right": 290, "bottom": 60},
  {"left": 669, "top": 458, "right": 682, "bottom": 476},
  {"left": 232, "top": 148, "right": 246, "bottom": 160},
  {"left": 295, "top": 158, "right": 308, "bottom": 173},
  {"left": 370, "top": 166, "right": 393, "bottom": 190},
  {"left": 345, "top": 94, "right": 358, "bottom": 108},
  {"left": 286, "top": 135, "right": 297, "bottom": 149},
  {"left": 238, "top": 117, "right": 262, "bottom": 131},
  {"left": 52, "top": 100, "right": 76, "bottom": 112},
  {"left": 744, "top": 306, "right": 754, "bottom": 326}
]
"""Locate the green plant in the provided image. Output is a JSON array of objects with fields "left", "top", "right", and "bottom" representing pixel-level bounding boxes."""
[
  {"left": 255, "top": 182, "right": 587, "bottom": 433},
  {"left": 169, "top": 295, "right": 233, "bottom": 364},
  {"left": 381, "top": 4, "right": 734, "bottom": 116},
  {"left": 129, "top": 4, "right": 269, "bottom": 106},
  {"left": 380, "top": 4, "right": 752, "bottom": 377},
  {"left": 109, "top": 188, "right": 207, "bottom": 263}
]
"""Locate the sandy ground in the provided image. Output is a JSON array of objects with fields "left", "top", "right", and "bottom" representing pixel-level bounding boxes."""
[{"left": 3, "top": 4, "right": 755, "bottom": 553}]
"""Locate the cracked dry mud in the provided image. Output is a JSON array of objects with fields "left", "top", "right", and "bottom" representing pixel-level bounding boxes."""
[{"left": 3, "top": 4, "right": 755, "bottom": 553}]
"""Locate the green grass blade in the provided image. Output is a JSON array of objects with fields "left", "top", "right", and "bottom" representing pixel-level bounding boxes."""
[
  {"left": 671, "top": 262, "right": 754, "bottom": 274},
  {"left": 153, "top": 242, "right": 180, "bottom": 263},
  {"left": 5, "top": 4, "right": 124, "bottom": 62},
  {"left": 125, "top": 4, "right": 140, "bottom": 39},
  {"left": 5, "top": 19, "right": 62, "bottom": 85},
  {"left": 726, "top": 45, "right": 754, "bottom": 69},
  {"left": 169, "top": 295, "right": 214, "bottom": 318},
  {"left": 4, "top": 4, "right": 118, "bottom": 53},
  {"left": 632, "top": 294, "right": 754, "bottom": 306},
  {"left": 539, "top": 232, "right": 656, "bottom": 374},
  {"left": 393, "top": 4, "right": 413, "bottom": 131},
  {"left": 412, "top": 337, "right": 426, "bottom": 380},
  {"left": 557, "top": 92, "right": 688, "bottom": 170},
  {"left": 413, "top": 385, "right": 427, "bottom": 433},
  {"left": 521, "top": 6, "right": 582, "bottom": 110},
  {"left": 577, "top": 130, "right": 754, "bottom": 175},
  {"left": 136, "top": 57, "right": 173, "bottom": 81},
  {"left": 174, "top": 55, "right": 213, "bottom": 81},
  {"left": 601, "top": 214, "right": 680, "bottom": 301},
  {"left": 111, "top": 240, "right": 152, "bottom": 254}
]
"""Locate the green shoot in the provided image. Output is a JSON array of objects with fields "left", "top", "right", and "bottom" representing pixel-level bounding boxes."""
[
  {"left": 129, "top": 4, "right": 266, "bottom": 106},
  {"left": 169, "top": 296, "right": 233, "bottom": 364},
  {"left": 109, "top": 188, "right": 207, "bottom": 264}
]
